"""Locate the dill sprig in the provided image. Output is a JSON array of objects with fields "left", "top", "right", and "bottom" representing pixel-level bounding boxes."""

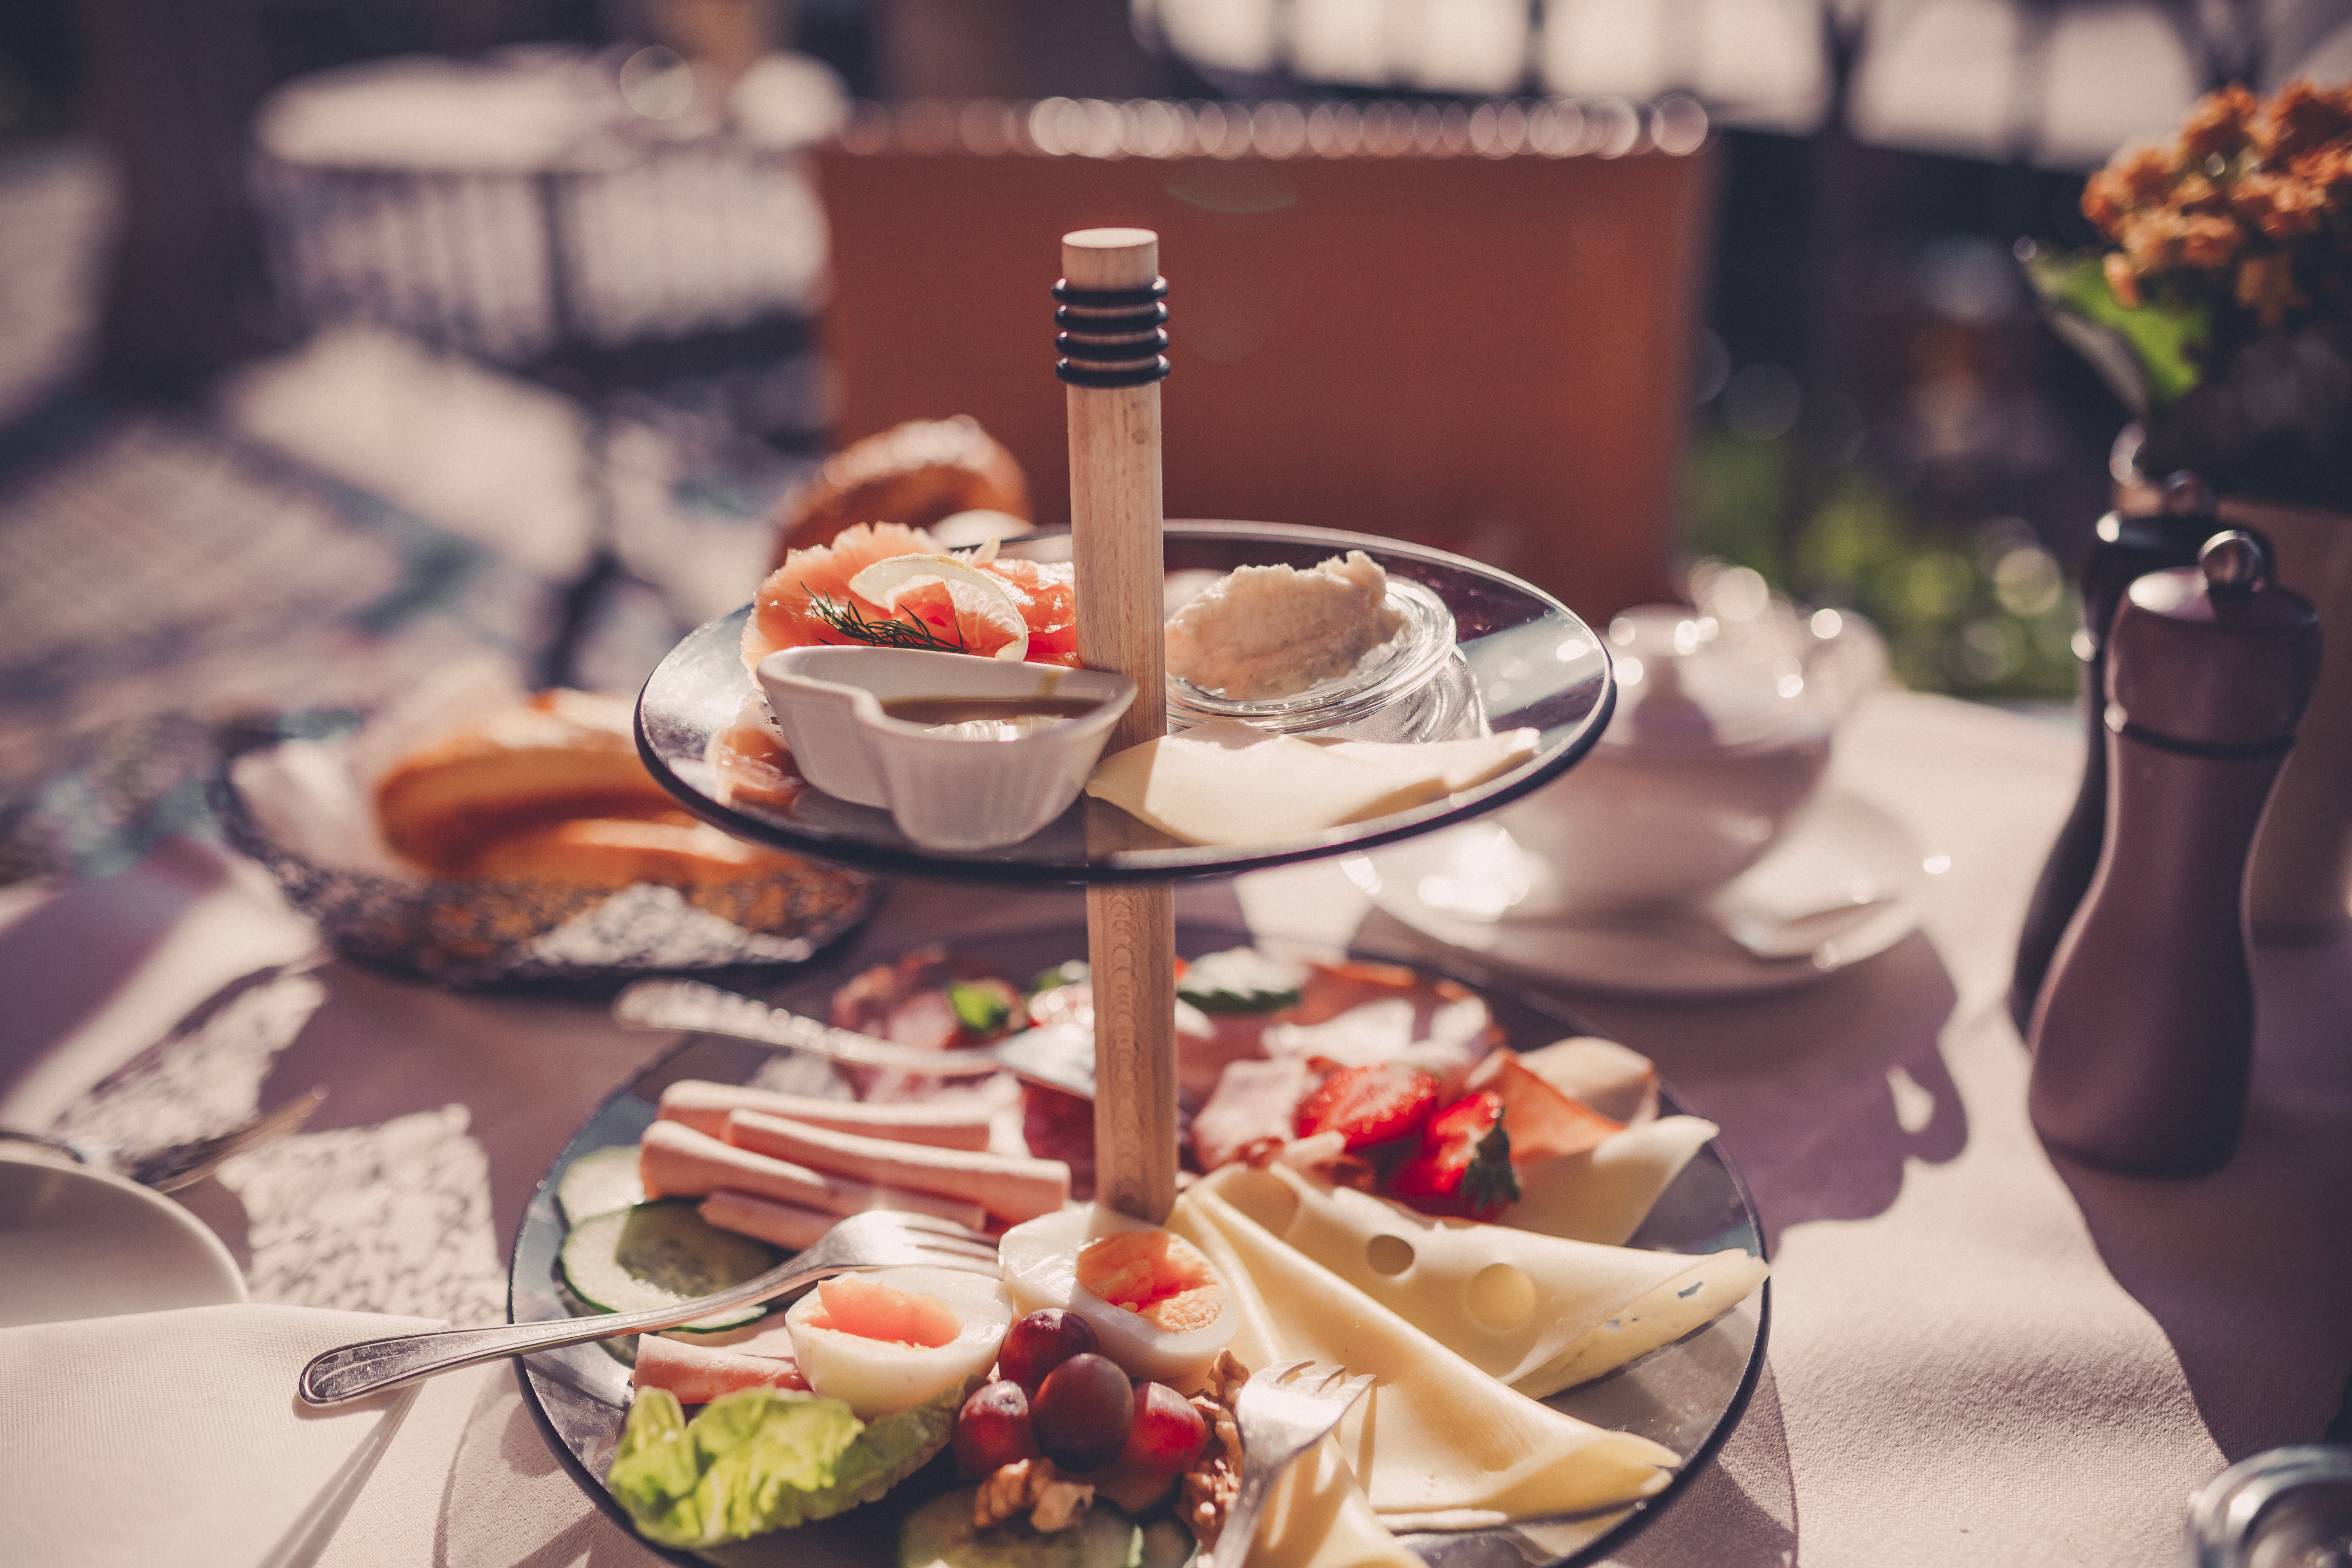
[{"left": 808, "top": 593, "right": 967, "bottom": 653}]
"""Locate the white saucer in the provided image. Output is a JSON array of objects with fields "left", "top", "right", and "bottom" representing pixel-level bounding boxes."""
[
  {"left": 1348, "top": 788, "right": 1930, "bottom": 998},
  {"left": 0, "top": 1152, "right": 247, "bottom": 1328}
]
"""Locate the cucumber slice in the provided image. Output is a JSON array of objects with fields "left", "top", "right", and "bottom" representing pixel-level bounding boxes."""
[
  {"left": 559, "top": 1201, "right": 780, "bottom": 1333},
  {"left": 1139, "top": 1519, "right": 1198, "bottom": 1568},
  {"left": 900, "top": 1490, "right": 1143, "bottom": 1568},
  {"left": 556, "top": 1145, "right": 645, "bottom": 1225}
]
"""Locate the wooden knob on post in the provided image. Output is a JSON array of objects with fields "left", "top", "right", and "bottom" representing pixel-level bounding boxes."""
[{"left": 1061, "top": 227, "right": 1178, "bottom": 1225}]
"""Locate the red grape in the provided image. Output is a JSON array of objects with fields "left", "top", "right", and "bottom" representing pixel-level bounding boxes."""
[
  {"left": 999, "top": 1309, "right": 1098, "bottom": 1394},
  {"left": 1030, "top": 1353, "right": 1134, "bottom": 1472},
  {"left": 1118, "top": 1382, "right": 1208, "bottom": 1476},
  {"left": 953, "top": 1380, "right": 1041, "bottom": 1477}
]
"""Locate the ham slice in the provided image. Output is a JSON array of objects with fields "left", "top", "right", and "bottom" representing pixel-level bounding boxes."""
[
  {"left": 659, "top": 1080, "right": 996, "bottom": 1150},
  {"left": 699, "top": 1188, "right": 835, "bottom": 1252},
  {"left": 632, "top": 1332, "right": 808, "bottom": 1404},
  {"left": 1464, "top": 1052, "right": 1624, "bottom": 1161},
  {"left": 639, "top": 1119, "right": 988, "bottom": 1231},
  {"left": 723, "top": 1109, "right": 1068, "bottom": 1225}
]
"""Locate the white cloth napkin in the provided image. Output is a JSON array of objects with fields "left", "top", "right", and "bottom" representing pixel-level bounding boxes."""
[{"left": 0, "top": 1302, "right": 440, "bottom": 1568}]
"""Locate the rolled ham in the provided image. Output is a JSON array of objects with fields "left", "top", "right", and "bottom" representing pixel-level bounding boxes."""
[
  {"left": 639, "top": 1119, "right": 988, "bottom": 1232},
  {"left": 724, "top": 1108, "right": 1069, "bottom": 1225},
  {"left": 659, "top": 1079, "right": 995, "bottom": 1150},
  {"left": 699, "top": 1188, "right": 836, "bottom": 1252},
  {"left": 633, "top": 1332, "right": 809, "bottom": 1404}
]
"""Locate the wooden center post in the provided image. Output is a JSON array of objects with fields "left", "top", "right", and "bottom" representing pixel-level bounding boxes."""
[{"left": 1059, "top": 227, "right": 1177, "bottom": 1224}]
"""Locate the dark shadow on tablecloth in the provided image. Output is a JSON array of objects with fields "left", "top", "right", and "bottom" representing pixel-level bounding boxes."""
[
  {"left": 1529, "top": 929, "right": 1966, "bottom": 1256},
  {"left": 2052, "top": 928, "right": 2352, "bottom": 1462}
]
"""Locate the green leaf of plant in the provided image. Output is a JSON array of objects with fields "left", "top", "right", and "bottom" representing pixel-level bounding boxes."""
[{"left": 2020, "top": 247, "right": 2208, "bottom": 412}]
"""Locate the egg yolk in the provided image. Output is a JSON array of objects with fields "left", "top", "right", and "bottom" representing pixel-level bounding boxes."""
[
  {"left": 1075, "top": 1230, "right": 1223, "bottom": 1333},
  {"left": 800, "top": 1276, "right": 962, "bottom": 1347}
]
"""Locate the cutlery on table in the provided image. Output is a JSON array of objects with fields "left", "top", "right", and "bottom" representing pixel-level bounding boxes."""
[
  {"left": 615, "top": 978, "right": 1099, "bottom": 1099},
  {"left": 0, "top": 1087, "right": 328, "bottom": 1192},
  {"left": 297, "top": 1209, "right": 1000, "bottom": 1405},
  {"left": 1212, "top": 1360, "right": 1377, "bottom": 1568}
]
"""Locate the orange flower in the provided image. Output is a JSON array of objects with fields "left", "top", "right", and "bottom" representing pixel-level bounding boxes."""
[
  {"left": 2236, "top": 252, "right": 2309, "bottom": 329},
  {"left": 2289, "top": 145, "right": 2352, "bottom": 195},
  {"left": 2172, "top": 172, "right": 2231, "bottom": 213},
  {"left": 2122, "top": 211, "right": 2183, "bottom": 273},
  {"left": 2180, "top": 84, "right": 2261, "bottom": 163},
  {"left": 2178, "top": 213, "right": 2245, "bottom": 268},
  {"left": 2257, "top": 80, "right": 2352, "bottom": 165},
  {"left": 2114, "top": 143, "right": 2177, "bottom": 205},
  {"left": 2104, "top": 251, "right": 2144, "bottom": 308},
  {"left": 2082, "top": 166, "right": 2134, "bottom": 234}
]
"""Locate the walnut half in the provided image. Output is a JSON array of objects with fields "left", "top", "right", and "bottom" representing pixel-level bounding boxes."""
[
  {"left": 973, "top": 1457, "right": 1096, "bottom": 1534},
  {"left": 1179, "top": 1351, "right": 1251, "bottom": 1552}
]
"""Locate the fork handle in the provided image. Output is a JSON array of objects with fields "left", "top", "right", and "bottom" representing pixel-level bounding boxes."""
[
  {"left": 1215, "top": 1468, "right": 1279, "bottom": 1568},
  {"left": 298, "top": 1258, "right": 849, "bottom": 1405}
]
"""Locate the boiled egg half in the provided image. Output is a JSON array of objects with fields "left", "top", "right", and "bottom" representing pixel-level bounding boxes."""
[
  {"left": 998, "top": 1204, "right": 1235, "bottom": 1384},
  {"left": 784, "top": 1266, "right": 1013, "bottom": 1419}
]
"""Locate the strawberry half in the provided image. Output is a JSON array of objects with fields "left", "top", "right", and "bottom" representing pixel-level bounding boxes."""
[
  {"left": 1294, "top": 1064, "right": 1441, "bottom": 1151},
  {"left": 1386, "top": 1090, "right": 1521, "bottom": 1220}
]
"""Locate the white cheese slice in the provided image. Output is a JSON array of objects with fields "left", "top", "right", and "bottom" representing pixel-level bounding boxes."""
[
  {"left": 1170, "top": 1185, "right": 1677, "bottom": 1529},
  {"left": 1504, "top": 1115, "right": 1720, "bottom": 1246},
  {"left": 1083, "top": 721, "right": 1539, "bottom": 847},
  {"left": 1200, "top": 1163, "right": 1764, "bottom": 1399}
]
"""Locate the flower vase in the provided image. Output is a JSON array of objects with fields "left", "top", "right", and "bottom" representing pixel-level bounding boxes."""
[{"left": 2228, "top": 496, "right": 2352, "bottom": 943}]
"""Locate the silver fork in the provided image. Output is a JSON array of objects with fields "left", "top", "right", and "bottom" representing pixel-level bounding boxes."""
[
  {"left": 1215, "top": 1360, "right": 1377, "bottom": 1568},
  {"left": 0, "top": 1087, "right": 328, "bottom": 1192},
  {"left": 298, "top": 1209, "right": 1000, "bottom": 1406}
]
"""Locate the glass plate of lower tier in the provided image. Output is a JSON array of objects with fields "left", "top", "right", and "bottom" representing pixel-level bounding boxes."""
[
  {"left": 508, "top": 923, "right": 1767, "bottom": 1568},
  {"left": 634, "top": 523, "right": 1614, "bottom": 884}
]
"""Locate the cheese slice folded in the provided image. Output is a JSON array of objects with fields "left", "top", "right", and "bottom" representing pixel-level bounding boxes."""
[
  {"left": 1084, "top": 721, "right": 1539, "bottom": 847},
  {"left": 1171, "top": 1185, "right": 1677, "bottom": 1530},
  {"left": 1201, "top": 1162, "right": 1766, "bottom": 1399},
  {"left": 1504, "top": 1115, "right": 1720, "bottom": 1246}
]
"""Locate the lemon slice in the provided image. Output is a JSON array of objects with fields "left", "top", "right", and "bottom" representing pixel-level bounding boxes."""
[{"left": 846, "top": 555, "right": 1030, "bottom": 661}]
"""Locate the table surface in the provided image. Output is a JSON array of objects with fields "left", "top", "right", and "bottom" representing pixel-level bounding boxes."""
[{"left": 2, "top": 687, "right": 2348, "bottom": 1568}]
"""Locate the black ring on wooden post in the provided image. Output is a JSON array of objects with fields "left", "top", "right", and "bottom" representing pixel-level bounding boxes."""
[
  {"left": 1052, "top": 278, "right": 1169, "bottom": 310},
  {"left": 1057, "top": 356, "right": 1172, "bottom": 388},
  {"left": 1056, "top": 302, "right": 1169, "bottom": 333},
  {"left": 1058, "top": 329, "right": 1172, "bottom": 360}
]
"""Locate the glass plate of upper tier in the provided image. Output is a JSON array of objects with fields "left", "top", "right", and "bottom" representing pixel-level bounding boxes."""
[{"left": 635, "top": 523, "right": 1615, "bottom": 884}]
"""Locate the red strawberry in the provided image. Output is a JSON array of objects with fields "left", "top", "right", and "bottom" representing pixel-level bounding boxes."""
[
  {"left": 1294, "top": 1064, "right": 1440, "bottom": 1151},
  {"left": 1387, "top": 1091, "right": 1520, "bottom": 1220}
]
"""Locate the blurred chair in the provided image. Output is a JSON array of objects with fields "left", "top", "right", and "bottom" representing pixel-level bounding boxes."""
[{"left": 815, "top": 98, "right": 1717, "bottom": 621}]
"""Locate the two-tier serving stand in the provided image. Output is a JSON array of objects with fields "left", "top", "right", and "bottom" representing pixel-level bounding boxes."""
[{"left": 634, "top": 227, "right": 1617, "bottom": 1227}]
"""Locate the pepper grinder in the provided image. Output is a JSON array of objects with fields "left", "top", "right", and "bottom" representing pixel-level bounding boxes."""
[
  {"left": 2027, "top": 532, "right": 2321, "bottom": 1177},
  {"left": 2008, "top": 481, "right": 2221, "bottom": 1032}
]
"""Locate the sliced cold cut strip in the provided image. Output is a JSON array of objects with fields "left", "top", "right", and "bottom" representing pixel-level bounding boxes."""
[
  {"left": 659, "top": 1079, "right": 996, "bottom": 1150},
  {"left": 722, "top": 1108, "right": 1068, "bottom": 1225},
  {"left": 632, "top": 1333, "right": 809, "bottom": 1404},
  {"left": 639, "top": 1119, "right": 987, "bottom": 1231}
]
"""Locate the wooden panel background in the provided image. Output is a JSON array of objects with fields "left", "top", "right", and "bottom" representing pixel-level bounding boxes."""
[{"left": 815, "top": 134, "right": 1717, "bottom": 623}]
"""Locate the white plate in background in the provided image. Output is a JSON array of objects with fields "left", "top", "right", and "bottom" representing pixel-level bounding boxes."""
[
  {"left": 1351, "top": 789, "right": 1930, "bottom": 999},
  {"left": 0, "top": 1152, "right": 246, "bottom": 1328}
]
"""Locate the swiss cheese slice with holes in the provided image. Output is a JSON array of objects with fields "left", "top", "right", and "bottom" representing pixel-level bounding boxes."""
[
  {"left": 1503, "top": 1115, "right": 1722, "bottom": 1246},
  {"left": 1202, "top": 1162, "right": 1766, "bottom": 1399},
  {"left": 1170, "top": 1185, "right": 1678, "bottom": 1530},
  {"left": 1083, "top": 720, "right": 1539, "bottom": 846}
]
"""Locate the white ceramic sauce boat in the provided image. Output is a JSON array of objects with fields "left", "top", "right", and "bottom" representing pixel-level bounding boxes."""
[
  {"left": 1494, "top": 600, "right": 1875, "bottom": 918},
  {"left": 756, "top": 647, "right": 1136, "bottom": 851}
]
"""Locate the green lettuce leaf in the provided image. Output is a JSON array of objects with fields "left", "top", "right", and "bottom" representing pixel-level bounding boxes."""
[{"left": 607, "top": 1382, "right": 966, "bottom": 1549}]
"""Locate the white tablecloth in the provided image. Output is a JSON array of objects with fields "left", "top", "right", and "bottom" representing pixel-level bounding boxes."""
[{"left": 4, "top": 690, "right": 2348, "bottom": 1567}]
